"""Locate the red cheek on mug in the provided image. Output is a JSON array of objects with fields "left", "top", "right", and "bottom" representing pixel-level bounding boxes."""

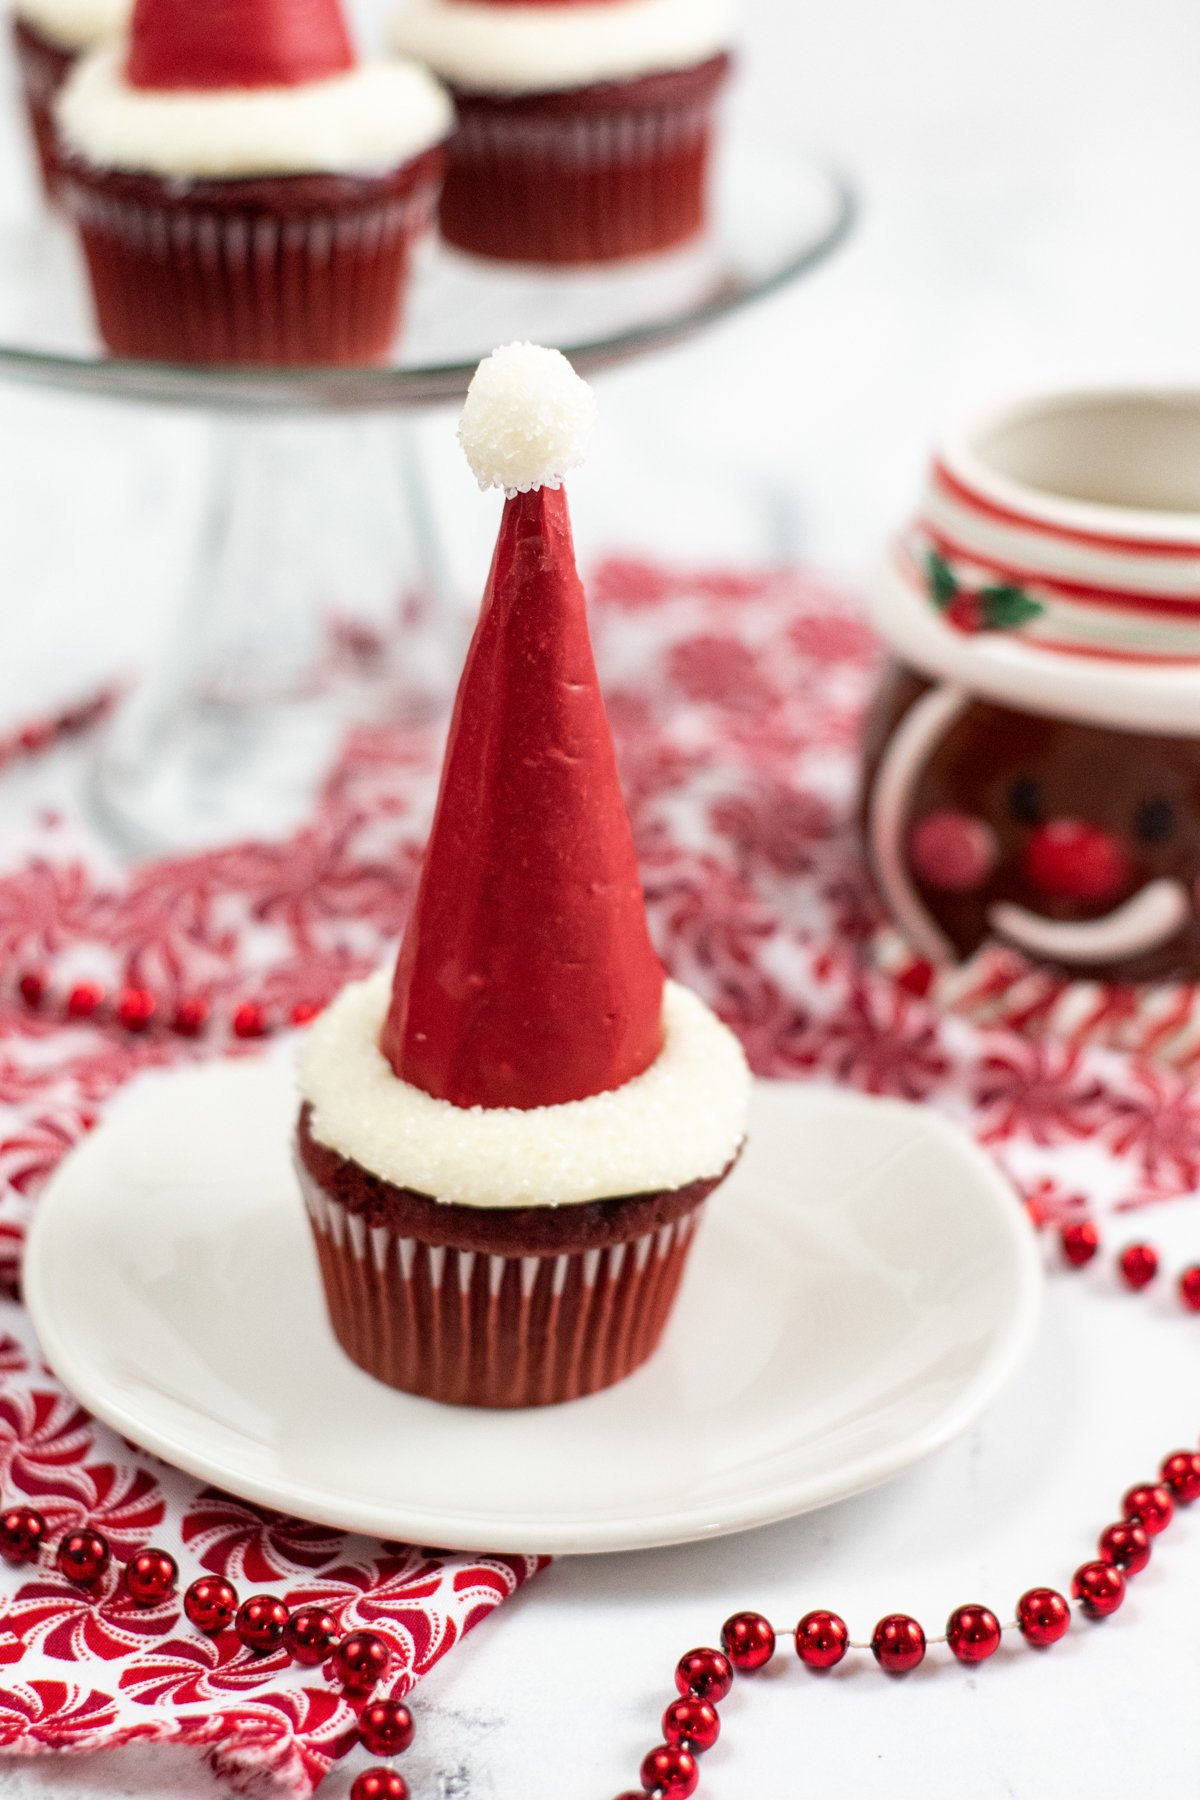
[{"left": 909, "top": 811, "right": 999, "bottom": 894}]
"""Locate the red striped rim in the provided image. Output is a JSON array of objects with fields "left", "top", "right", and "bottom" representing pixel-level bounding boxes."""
[
  {"left": 918, "top": 522, "right": 1200, "bottom": 618},
  {"left": 933, "top": 460, "right": 1200, "bottom": 560}
]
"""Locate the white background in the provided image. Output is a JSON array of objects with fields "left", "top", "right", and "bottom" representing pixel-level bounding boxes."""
[{"left": 1, "top": 0, "right": 1199, "bottom": 1795}]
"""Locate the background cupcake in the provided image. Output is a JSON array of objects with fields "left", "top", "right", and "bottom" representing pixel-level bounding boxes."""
[
  {"left": 11, "top": 0, "right": 129, "bottom": 197},
  {"left": 296, "top": 344, "right": 751, "bottom": 1407},
  {"left": 54, "top": 0, "right": 452, "bottom": 365},
  {"left": 390, "top": 0, "right": 734, "bottom": 263}
]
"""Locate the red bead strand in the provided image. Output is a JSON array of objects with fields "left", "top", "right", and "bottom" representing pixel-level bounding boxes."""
[
  {"left": 56, "top": 1530, "right": 111, "bottom": 1587},
  {"left": 1160, "top": 1451, "right": 1200, "bottom": 1503},
  {"left": 1119, "top": 1244, "right": 1159, "bottom": 1291},
  {"left": 351, "top": 1773, "right": 408, "bottom": 1800},
  {"left": 1060, "top": 1221, "right": 1100, "bottom": 1267},
  {"left": 720, "top": 1611, "right": 776, "bottom": 1672},
  {"left": 236, "top": 1595, "right": 290, "bottom": 1655},
  {"left": 674, "top": 1648, "right": 734, "bottom": 1703},
  {"left": 284, "top": 1606, "right": 340, "bottom": 1667},
  {"left": 640, "top": 1745, "right": 699, "bottom": 1800},
  {"left": 1098, "top": 1521, "right": 1151, "bottom": 1576},
  {"left": 0, "top": 1505, "right": 47, "bottom": 1566},
  {"left": 946, "top": 1605, "right": 1002, "bottom": 1663},
  {"left": 795, "top": 1610, "right": 849, "bottom": 1669},
  {"left": 184, "top": 1577, "right": 238, "bottom": 1635},
  {"left": 661, "top": 1699, "right": 720, "bottom": 1754},
  {"left": 870, "top": 1614, "right": 926, "bottom": 1674},
  {"left": 1071, "top": 1562, "right": 1125, "bottom": 1619},
  {"left": 358, "top": 1699, "right": 415, "bottom": 1759},
  {"left": 121, "top": 1548, "right": 178, "bottom": 1606}
]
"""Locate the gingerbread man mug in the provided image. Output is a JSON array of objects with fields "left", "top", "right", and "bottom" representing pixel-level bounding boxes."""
[{"left": 861, "top": 389, "right": 1200, "bottom": 1052}]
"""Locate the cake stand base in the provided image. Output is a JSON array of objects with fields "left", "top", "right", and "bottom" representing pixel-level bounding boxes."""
[{"left": 89, "top": 410, "right": 454, "bottom": 855}]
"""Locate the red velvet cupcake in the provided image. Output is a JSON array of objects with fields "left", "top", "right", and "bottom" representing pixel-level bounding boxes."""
[
  {"left": 390, "top": 0, "right": 733, "bottom": 263},
  {"left": 54, "top": 0, "right": 452, "bottom": 365},
  {"left": 11, "top": 0, "right": 129, "bottom": 197},
  {"left": 296, "top": 345, "right": 750, "bottom": 1407}
]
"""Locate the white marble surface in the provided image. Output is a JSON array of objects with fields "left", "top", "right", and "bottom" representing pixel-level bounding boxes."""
[{"left": 1, "top": 0, "right": 1199, "bottom": 1794}]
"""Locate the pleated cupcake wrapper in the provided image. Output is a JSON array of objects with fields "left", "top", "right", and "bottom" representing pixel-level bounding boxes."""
[
  {"left": 440, "top": 92, "right": 719, "bottom": 263},
  {"left": 298, "top": 1162, "right": 705, "bottom": 1408},
  {"left": 875, "top": 925, "right": 1200, "bottom": 1070},
  {"left": 60, "top": 175, "right": 439, "bottom": 365},
  {"left": 12, "top": 21, "right": 72, "bottom": 197}
]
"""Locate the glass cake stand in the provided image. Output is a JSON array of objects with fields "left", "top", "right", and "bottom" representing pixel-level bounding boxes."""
[{"left": 0, "top": 136, "right": 853, "bottom": 852}]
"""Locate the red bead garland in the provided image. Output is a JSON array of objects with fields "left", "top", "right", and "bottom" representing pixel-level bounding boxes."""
[
  {"left": 333, "top": 1629, "right": 391, "bottom": 1696},
  {"left": 1122, "top": 1483, "right": 1174, "bottom": 1535},
  {"left": 0, "top": 1505, "right": 47, "bottom": 1566},
  {"left": 674, "top": 1649, "right": 734, "bottom": 1703},
  {"left": 121, "top": 1548, "right": 178, "bottom": 1607},
  {"left": 1161, "top": 1451, "right": 1200, "bottom": 1503},
  {"left": 720, "top": 1611, "right": 775, "bottom": 1672},
  {"left": 870, "top": 1614, "right": 926, "bottom": 1674},
  {"left": 640, "top": 1745, "right": 699, "bottom": 1799},
  {"left": 661, "top": 1699, "right": 720, "bottom": 1754},
  {"left": 1119, "top": 1244, "right": 1159, "bottom": 1291},
  {"left": 1060, "top": 1220, "right": 1100, "bottom": 1266},
  {"left": 946, "top": 1604, "right": 1001, "bottom": 1664},
  {"left": 794, "top": 1609, "right": 849, "bottom": 1669},
  {"left": 185, "top": 1576, "right": 239, "bottom": 1635},
  {"left": 358, "top": 1699, "right": 415, "bottom": 1758},
  {"left": 1098, "top": 1520, "right": 1151, "bottom": 1576},
  {"left": 1179, "top": 1266, "right": 1200, "bottom": 1312},
  {"left": 56, "top": 1529, "right": 111, "bottom": 1586},
  {"left": 236, "top": 1595, "right": 290, "bottom": 1655},
  {"left": 1071, "top": 1561, "right": 1125, "bottom": 1619},
  {"left": 284, "top": 1606, "right": 340, "bottom": 1666},
  {"left": 351, "top": 1773, "right": 409, "bottom": 1800},
  {"left": 1016, "top": 1587, "right": 1071, "bottom": 1648}
]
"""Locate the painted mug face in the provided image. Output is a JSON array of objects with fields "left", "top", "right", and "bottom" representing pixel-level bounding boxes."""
[{"left": 861, "top": 662, "right": 1200, "bottom": 985}]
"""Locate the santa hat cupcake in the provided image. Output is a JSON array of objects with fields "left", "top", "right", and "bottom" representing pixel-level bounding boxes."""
[
  {"left": 55, "top": 0, "right": 451, "bottom": 365},
  {"left": 11, "top": 0, "right": 130, "bottom": 198},
  {"left": 296, "top": 344, "right": 750, "bottom": 1408},
  {"left": 390, "top": 0, "right": 734, "bottom": 263},
  {"left": 863, "top": 388, "right": 1200, "bottom": 1065}
]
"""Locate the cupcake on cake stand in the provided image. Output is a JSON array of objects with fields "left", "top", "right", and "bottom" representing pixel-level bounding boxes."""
[{"left": 0, "top": 0, "right": 852, "bottom": 852}]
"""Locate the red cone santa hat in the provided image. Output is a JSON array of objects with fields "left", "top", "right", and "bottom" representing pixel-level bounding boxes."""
[
  {"left": 127, "top": 0, "right": 355, "bottom": 91},
  {"left": 380, "top": 344, "right": 665, "bottom": 1111}
]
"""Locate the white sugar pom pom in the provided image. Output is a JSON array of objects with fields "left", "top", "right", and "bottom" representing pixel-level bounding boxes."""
[{"left": 459, "top": 343, "right": 597, "bottom": 496}]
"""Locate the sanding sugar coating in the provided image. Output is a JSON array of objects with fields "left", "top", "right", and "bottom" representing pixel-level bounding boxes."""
[
  {"left": 13, "top": 0, "right": 128, "bottom": 51},
  {"left": 57, "top": 43, "right": 452, "bottom": 179},
  {"left": 299, "top": 968, "right": 752, "bottom": 1208},
  {"left": 458, "top": 343, "right": 598, "bottom": 496},
  {"left": 390, "top": 0, "right": 734, "bottom": 95}
]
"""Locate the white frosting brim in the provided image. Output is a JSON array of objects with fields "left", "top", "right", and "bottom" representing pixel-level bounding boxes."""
[
  {"left": 299, "top": 968, "right": 751, "bottom": 1208},
  {"left": 57, "top": 44, "right": 453, "bottom": 179},
  {"left": 389, "top": 0, "right": 733, "bottom": 95},
  {"left": 14, "top": 0, "right": 129, "bottom": 53}
]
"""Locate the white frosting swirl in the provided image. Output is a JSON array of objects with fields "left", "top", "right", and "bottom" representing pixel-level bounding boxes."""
[
  {"left": 56, "top": 43, "right": 453, "bottom": 179},
  {"left": 13, "top": 0, "right": 129, "bottom": 53},
  {"left": 299, "top": 968, "right": 751, "bottom": 1208},
  {"left": 389, "top": 0, "right": 734, "bottom": 95}
]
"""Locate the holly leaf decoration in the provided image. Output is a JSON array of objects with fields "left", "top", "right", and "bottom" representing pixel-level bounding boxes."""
[
  {"left": 926, "top": 550, "right": 959, "bottom": 610},
  {"left": 978, "top": 584, "right": 1045, "bottom": 630}
]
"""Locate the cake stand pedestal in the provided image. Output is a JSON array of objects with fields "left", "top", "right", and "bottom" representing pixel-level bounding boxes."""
[{"left": 0, "top": 137, "right": 852, "bottom": 853}]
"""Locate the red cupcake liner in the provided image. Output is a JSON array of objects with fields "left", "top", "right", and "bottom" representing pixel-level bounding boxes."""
[
  {"left": 296, "top": 1156, "right": 710, "bottom": 1408},
  {"left": 440, "top": 54, "right": 730, "bottom": 264},
  {"left": 11, "top": 17, "right": 74, "bottom": 199},
  {"left": 57, "top": 149, "right": 443, "bottom": 365}
]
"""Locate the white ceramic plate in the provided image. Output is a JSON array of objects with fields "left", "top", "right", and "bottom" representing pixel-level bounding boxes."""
[{"left": 24, "top": 1062, "right": 1041, "bottom": 1555}]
